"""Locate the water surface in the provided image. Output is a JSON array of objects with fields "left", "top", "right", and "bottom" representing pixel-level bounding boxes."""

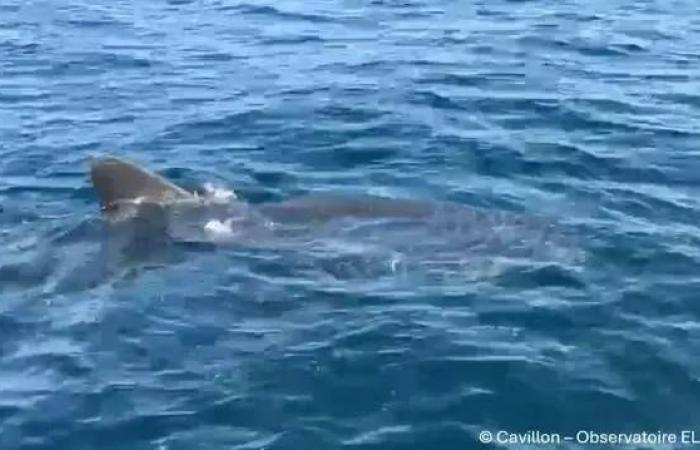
[{"left": 2, "top": 0, "right": 700, "bottom": 448}]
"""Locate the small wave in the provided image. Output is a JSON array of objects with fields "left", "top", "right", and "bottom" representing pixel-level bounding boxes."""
[
  {"left": 234, "top": 4, "right": 339, "bottom": 24},
  {"left": 260, "top": 35, "right": 325, "bottom": 46}
]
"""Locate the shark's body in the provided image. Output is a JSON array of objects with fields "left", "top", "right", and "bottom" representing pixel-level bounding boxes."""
[{"left": 88, "top": 156, "right": 583, "bottom": 272}]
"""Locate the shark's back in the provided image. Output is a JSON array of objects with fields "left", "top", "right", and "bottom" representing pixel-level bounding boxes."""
[{"left": 86, "top": 156, "right": 583, "bottom": 270}]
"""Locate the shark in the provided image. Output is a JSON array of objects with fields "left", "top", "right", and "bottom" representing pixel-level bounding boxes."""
[
  {"left": 87, "top": 156, "right": 584, "bottom": 279},
  {"left": 0, "top": 156, "right": 584, "bottom": 296}
]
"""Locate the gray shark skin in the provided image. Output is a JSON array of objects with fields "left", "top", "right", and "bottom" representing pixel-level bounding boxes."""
[{"left": 87, "top": 156, "right": 584, "bottom": 275}]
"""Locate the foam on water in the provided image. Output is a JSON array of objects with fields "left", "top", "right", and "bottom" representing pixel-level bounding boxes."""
[
  {"left": 203, "top": 217, "right": 236, "bottom": 240},
  {"left": 202, "top": 183, "right": 237, "bottom": 203}
]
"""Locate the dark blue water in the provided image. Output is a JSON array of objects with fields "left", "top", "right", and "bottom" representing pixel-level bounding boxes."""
[{"left": 3, "top": 1, "right": 700, "bottom": 448}]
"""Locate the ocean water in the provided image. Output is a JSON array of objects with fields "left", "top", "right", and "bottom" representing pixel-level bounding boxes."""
[{"left": 2, "top": 0, "right": 700, "bottom": 448}]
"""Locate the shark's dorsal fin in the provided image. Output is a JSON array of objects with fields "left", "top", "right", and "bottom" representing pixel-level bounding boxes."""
[{"left": 89, "top": 156, "right": 196, "bottom": 211}]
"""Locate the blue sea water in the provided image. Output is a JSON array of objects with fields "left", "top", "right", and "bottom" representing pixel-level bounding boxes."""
[{"left": 2, "top": 0, "right": 700, "bottom": 448}]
